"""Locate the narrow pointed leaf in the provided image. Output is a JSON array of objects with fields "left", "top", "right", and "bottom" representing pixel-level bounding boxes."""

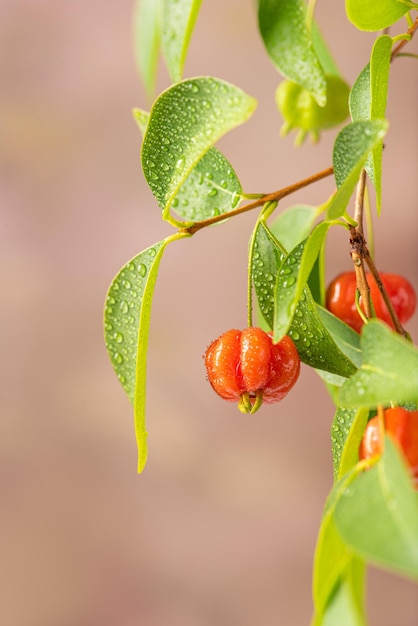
[
  {"left": 250, "top": 222, "right": 358, "bottom": 377},
  {"left": 104, "top": 240, "right": 168, "bottom": 472},
  {"left": 274, "top": 221, "right": 334, "bottom": 340},
  {"left": 133, "top": 0, "right": 161, "bottom": 99},
  {"left": 370, "top": 35, "right": 392, "bottom": 211},
  {"left": 141, "top": 77, "right": 256, "bottom": 218},
  {"left": 327, "top": 120, "right": 388, "bottom": 219},
  {"left": 313, "top": 469, "right": 358, "bottom": 619},
  {"left": 345, "top": 0, "right": 411, "bottom": 31},
  {"left": 338, "top": 321, "right": 418, "bottom": 408},
  {"left": 134, "top": 108, "right": 243, "bottom": 221},
  {"left": 258, "top": 0, "right": 326, "bottom": 105},
  {"left": 331, "top": 406, "right": 369, "bottom": 480},
  {"left": 334, "top": 438, "right": 418, "bottom": 580},
  {"left": 160, "top": 0, "right": 203, "bottom": 83}
]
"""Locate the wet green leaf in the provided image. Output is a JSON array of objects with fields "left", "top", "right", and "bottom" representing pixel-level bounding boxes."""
[
  {"left": 331, "top": 406, "right": 369, "bottom": 480},
  {"left": 327, "top": 120, "right": 388, "bottom": 219},
  {"left": 250, "top": 222, "right": 358, "bottom": 377},
  {"left": 104, "top": 240, "right": 168, "bottom": 472},
  {"left": 338, "top": 321, "right": 418, "bottom": 408},
  {"left": 161, "top": 0, "right": 203, "bottom": 82},
  {"left": 258, "top": 0, "right": 326, "bottom": 105},
  {"left": 345, "top": 0, "right": 411, "bottom": 31},
  {"left": 334, "top": 438, "right": 418, "bottom": 580},
  {"left": 141, "top": 77, "right": 256, "bottom": 219},
  {"left": 274, "top": 221, "right": 334, "bottom": 340},
  {"left": 134, "top": 108, "right": 243, "bottom": 221}
]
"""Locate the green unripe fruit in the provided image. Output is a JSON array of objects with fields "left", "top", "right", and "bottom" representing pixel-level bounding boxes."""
[{"left": 276, "top": 75, "right": 350, "bottom": 145}]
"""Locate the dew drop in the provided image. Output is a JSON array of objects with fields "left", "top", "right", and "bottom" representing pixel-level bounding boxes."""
[
  {"left": 114, "top": 332, "right": 124, "bottom": 344},
  {"left": 120, "top": 300, "right": 129, "bottom": 314},
  {"left": 114, "top": 352, "right": 123, "bottom": 364}
]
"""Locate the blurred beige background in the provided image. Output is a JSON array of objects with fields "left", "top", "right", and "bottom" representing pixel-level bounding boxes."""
[{"left": 1, "top": 1, "right": 417, "bottom": 625}]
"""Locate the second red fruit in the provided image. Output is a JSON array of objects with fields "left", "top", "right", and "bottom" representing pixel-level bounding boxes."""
[
  {"left": 326, "top": 271, "right": 416, "bottom": 333},
  {"left": 359, "top": 407, "right": 418, "bottom": 488},
  {"left": 204, "top": 327, "right": 300, "bottom": 413}
]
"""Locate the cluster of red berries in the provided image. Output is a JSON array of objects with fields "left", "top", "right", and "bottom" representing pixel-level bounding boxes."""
[
  {"left": 326, "top": 271, "right": 416, "bottom": 333},
  {"left": 204, "top": 328, "right": 300, "bottom": 413},
  {"left": 359, "top": 407, "right": 418, "bottom": 489}
]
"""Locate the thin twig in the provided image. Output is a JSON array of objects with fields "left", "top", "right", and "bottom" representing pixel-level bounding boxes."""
[
  {"left": 180, "top": 166, "right": 334, "bottom": 235},
  {"left": 391, "top": 14, "right": 418, "bottom": 60},
  {"left": 364, "top": 252, "right": 409, "bottom": 336}
]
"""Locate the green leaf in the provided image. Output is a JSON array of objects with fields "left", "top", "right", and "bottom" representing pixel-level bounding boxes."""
[
  {"left": 258, "top": 0, "right": 326, "bottom": 105},
  {"left": 160, "top": 0, "right": 203, "bottom": 83},
  {"left": 316, "top": 306, "right": 362, "bottom": 369},
  {"left": 319, "top": 562, "right": 367, "bottom": 626},
  {"left": 349, "top": 36, "right": 392, "bottom": 211},
  {"left": 338, "top": 321, "right": 418, "bottom": 408},
  {"left": 133, "top": 0, "right": 161, "bottom": 99},
  {"left": 170, "top": 148, "right": 242, "bottom": 221},
  {"left": 331, "top": 406, "right": 369, "bottom": 480},
  {"left": 133, "top": 107, "right": 150, "bottom": 135},
  {"left": 345, "top": 0, "right": 411, "bottom": 31},
  {"left": 349, "top": 64, "right": 370, "bottom": 122},
  {"left": 134, "top": 108, "right": 243, "bottom": 222},
  {"left": 269, "top": 204, "right": 318, "bottom": 252},
  {"left": 274, "top": 221, "right": 334, "bottom": 340},
  {"left": 327, "top": 120, "right": 388, "bottom": 219},
  {"left": 104, "top": 239, "right": 169, "bottom": 472},
  {"left": 313, "top": 470, "right": 357, "bottom": 620},
  {"left": 370, "top": 35, "right": 392, "bottom": 211},
  {"left": 250, "top": 222, "right": 358, "bottom": 378},
  {"left": 334, "top": 438, "right": 418, "bottom": 580},
  {"left": 141, "top": 77, "right": 256, "bottom": 219}
]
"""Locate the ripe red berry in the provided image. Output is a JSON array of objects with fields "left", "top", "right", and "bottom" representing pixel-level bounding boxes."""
[
  {"left": 326, "top": 271, "right": 416, "bottom": 333},
  {"left": 204, "top": 327, "right": 300, "bottom": 413},
  {"left": 359, "top": 407, "right": 418, "bottom": 488}
]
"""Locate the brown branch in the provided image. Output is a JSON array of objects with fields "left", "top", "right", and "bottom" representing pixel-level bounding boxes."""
[
  {"left": 364, "top": 252, "right": 409, "bottom": 336},
  {"left": 180, "top": 166, "right": 334, "bottom": 235},
  {"left": 391, "top": 14, "right": 418, "bottom": 60}
]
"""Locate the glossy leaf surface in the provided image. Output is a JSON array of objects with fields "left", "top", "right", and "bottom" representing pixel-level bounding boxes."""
[
  {"left": 327, "top": 120, "right": 388, "bottom": 219},
  {"left": 258, "top": 0, "right": 326, "bottom": 105},
  {"left": 141, "top": 77, "right": 256, "bottom": 218},
  {"left": 338, "top": 321, "right": 418, "bottom": 408},
  {"left": 251, "top": 222, "right": 358, "bottom": 377},
  {"left": 274, "top": 221, "right": 335, "bottom": 339},
  {"left": 331, "top": 406, "right": 369, "bottom": 480},
  {"left": 104, "top": 240, "right": 168, "bottom": 472},
  {"left": 134, "top": 108, "right": 243, "bottom": 221},
  {"left": 334, "top": 438, "right": 418, "bottom": 580}
]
